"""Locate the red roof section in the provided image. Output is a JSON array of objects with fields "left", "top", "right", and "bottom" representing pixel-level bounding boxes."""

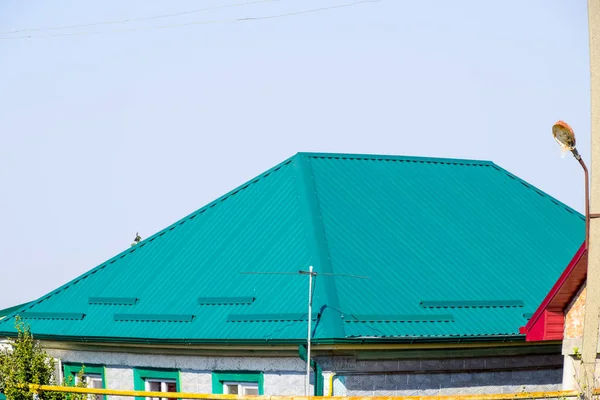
[{"left": 520, "top": 243, "right": 587, "bottom": 341}]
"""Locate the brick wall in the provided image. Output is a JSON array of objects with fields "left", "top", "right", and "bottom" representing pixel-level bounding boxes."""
[
  {"left": 318, "top": 355, "right": 563, "bottom": 396},
  {"left": 565, "top": 283, "right": 586, "bottom": 339}
]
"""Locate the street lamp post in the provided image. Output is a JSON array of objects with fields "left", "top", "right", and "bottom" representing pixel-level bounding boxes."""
[
  {"left": 552, "top": 121, "right": 592, "bottom": 248},
  {"left": 552, "top": 120, "right": 600, "bottom": 390}
]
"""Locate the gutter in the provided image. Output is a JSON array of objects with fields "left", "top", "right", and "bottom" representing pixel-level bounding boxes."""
[{"left": 0, "top": 332, "right": 527, "bottom": 347}]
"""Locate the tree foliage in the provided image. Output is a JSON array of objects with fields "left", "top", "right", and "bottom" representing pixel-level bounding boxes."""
[{"left": 0, "top": 317, "right": 87, "bottom": 400}]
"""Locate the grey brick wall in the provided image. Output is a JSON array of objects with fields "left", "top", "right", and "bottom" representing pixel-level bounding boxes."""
[
  {"left": 319, "top": 355, "right": 563, "bottom": 396},
  {"left": 336, "top": 368, "right": 562, "bottom": 396}
]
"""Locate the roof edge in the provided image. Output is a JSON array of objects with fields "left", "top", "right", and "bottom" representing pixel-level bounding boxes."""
[
  {"left": 300, "top": 152, "right": 582, "bottom": 219},
  {"left": 0, "top": 301, "right": 32, "bottom": 319},
  {"left": 0, "top": 331, "right": 528, "bottom": 346},
  {"left": 490, "top": 164, "right": 584, "bottom": 220},
  {"left": 520, "top": 243, "right": 587, "bottom": 341},
  {"left": 297, "top": 152, "right": 494, "bottom": 165}
]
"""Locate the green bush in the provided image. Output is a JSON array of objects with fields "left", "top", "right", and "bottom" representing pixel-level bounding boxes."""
[{"left": 0, "top": 317, "right": 87, "bottom": 400}]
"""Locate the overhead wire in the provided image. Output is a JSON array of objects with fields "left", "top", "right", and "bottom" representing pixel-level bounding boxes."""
[
  {"left": 0, "top": 0, "right": 278, "bottom": 35},
  {"left": 0, "top": 0, "right": 381, "bottom": 40}
]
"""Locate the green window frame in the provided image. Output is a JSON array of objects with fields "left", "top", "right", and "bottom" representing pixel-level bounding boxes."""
[
  {"left": 133, "top": 367, "right": 180, "bottom": 400},
  {"left": 211, "top": 371, "right": 264, "bottom": 395},
  {"left": 63, "top": 363, "right": 106, "bottom": 400}
]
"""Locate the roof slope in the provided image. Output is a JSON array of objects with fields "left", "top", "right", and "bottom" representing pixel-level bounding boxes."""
[{"left": 0, "top": 153, "right": 584, "bottom": 344}]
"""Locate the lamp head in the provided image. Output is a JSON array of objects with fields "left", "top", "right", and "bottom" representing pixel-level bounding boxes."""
[{"left": 552, "top": 120, "right": 577, "bottom": 151}]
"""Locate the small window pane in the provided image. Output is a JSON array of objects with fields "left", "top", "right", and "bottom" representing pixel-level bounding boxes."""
[
  {"left": 77, "top": 373, "right": 103, "bottom": 400},
  {"left": 145, "top": 379, "right": 177, "bottom": 400},
  {"left": 166, "top": 382, "right": 177, "bottom": 392},
  {"left": 225, "top": 384, "right": 238, "bottom": 394},
  {"left": 244, "top": 387, "right": 259, "bottom": 396},
  {"left": 90, "top": 378, "right": 103, "bottom": 389}
]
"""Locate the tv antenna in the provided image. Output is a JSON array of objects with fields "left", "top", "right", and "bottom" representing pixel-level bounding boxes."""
[{"left": 241, "top": 267, "right": 369, "bottom": 396}]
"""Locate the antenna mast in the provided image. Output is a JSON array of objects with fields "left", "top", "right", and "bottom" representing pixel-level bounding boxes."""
[
  {"left": 302, "top": 266, "right": 315, "bottom": 396},
  {"left": 240, "top": 268, "right": 368, "bottom": 396}
]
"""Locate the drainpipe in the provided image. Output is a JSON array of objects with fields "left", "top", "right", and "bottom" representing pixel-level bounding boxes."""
[
  {"left": 328, "top": 373, "right": 336, "bottom": 396},
  {"left": 297, "top": 345, "right": 324, "bottom": 396}
]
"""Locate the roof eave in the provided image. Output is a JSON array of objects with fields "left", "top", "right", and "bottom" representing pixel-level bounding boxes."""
[
  {"left": 0, "top": 332, "right": 527, "bottom": 346},
  {"left": 520, "top": 243, "right": 587, "bottom": 341}
]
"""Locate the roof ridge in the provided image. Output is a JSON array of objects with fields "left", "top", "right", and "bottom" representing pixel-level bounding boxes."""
[
  {"left": 293, "top": 154, "right": 345, "bottom": 339},
  {"left": 489, "top": 164, "right": 584, "bottom": 220},
  {"left": 0, "top": 155, "right": 298, "bottom": 324},
  {"left": 297, "top": 152, "right": 494, "bottom": 166}
]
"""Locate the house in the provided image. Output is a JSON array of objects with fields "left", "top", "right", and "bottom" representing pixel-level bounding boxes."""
[
  {"left": 520, "top": 243, "right": 596, "bottom": 390},
  {"left": 0, "top": 152, "right": 585, "bottom": 397}
]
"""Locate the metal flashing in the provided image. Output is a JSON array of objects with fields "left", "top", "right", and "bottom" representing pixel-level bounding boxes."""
[
  {"left": 227, "top": 313, "right": 316, "bottom": 322},
  {"left": 420, "top": 300, "right": 524, "bottom": 308},
  {"left": 89, "top": 297, "right": 138, "bottom": 305},
  {"left": 345, "top": 314, "right": 455, "bottom": 323},
  {"left": 198, "top": 297, "right": 255, "bottom": 305},
  {"left": 20, "top": 312, "right": 85, "bottom": 320},
  {"left": 114, "top": 314, "right": 194, "bottom": 322}
]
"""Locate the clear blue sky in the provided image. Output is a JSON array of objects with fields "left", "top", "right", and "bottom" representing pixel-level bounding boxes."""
[{"left": 0, "top": 0, "right": 591, "bottom": 309}]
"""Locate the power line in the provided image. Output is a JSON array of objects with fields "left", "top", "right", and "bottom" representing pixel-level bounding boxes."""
[
  {"left": 238, "top": 0, "right": 379, "bottom": 21},
  {"left": 0, "top": 0, "right": 381, "bottom": 40},
  {"left": 0, "top": 0, "right": 277, "bottom": 35}
]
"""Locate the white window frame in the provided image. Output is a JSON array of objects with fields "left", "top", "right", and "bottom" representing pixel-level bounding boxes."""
[
  {"left": 144, "top": 378, "right": 177, "bottom": 400},
  {"left": 223, "top": 381, "right": 259, "bottom": 395},
  {"left": 75, "top": 374, "right": 103, "bottom": 400},
  {"left": 77, "top": 373, "right": 103, "bottom": 387}
]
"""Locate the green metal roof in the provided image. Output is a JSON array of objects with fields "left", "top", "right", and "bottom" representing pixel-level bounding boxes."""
[{"left": 0, "top": 153, "right": 584, "bottom": 344}]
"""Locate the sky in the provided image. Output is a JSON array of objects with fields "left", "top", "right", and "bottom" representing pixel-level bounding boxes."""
[{"left": 0, "top": 0, "right": 592, "bottom": 309}]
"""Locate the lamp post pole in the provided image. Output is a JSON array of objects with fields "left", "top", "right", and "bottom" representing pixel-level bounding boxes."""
[
  {"left": 581, "top": 0, "right": 600, "bottom": 386},
  {"left": 570, "top": 149, "right": 591, "bottom": 250},
  {"left": 552, "top": 121, "right": 600, "bottom": 389}
]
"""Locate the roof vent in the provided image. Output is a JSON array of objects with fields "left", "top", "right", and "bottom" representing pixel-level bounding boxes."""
[
  {"left": 420, "top": 300, "right": 524, "bottom": 308},
  {"left": 344, "top": 314, "right": 454, "bottom": 323},
  {"left": 20, "top": 312, "right": 85, "bottom": 320},
  {"left": 198, "top": 297, "right": 255, "bottom": 305},
  {"left": 89, "top": 297, "right": 138, "bottom": 305},
  {"left": 114, "top": 314, "right": 194, "bottom": 322},
  {"left": 227, "top": 313, "right": 315, "bottom": 322}
]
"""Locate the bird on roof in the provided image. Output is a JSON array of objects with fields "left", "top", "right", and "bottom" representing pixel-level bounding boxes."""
[{"left": 131, "top": 232, "right": 142, "bottom": 247}]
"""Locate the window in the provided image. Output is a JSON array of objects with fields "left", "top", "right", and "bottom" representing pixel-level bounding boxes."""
[
  {"left": 133, "top": 367, "right": 180, "bottom": 400},
  {"left": 79, "top": 374, "right": 103, "bottom": 400},
  {"left": 63, "top": 363, "right": 106, "bottom": 400},
  {"left": 223, "top": 382, "right": 259, "bottom": 395},
  {"left": 144, "top": 379, "right": 177, "bottom": 400},
  {"left": 212, "top": 372, "right": 263, "bottom": 395}
]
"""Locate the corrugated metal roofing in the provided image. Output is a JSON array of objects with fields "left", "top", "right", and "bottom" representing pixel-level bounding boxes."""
[
  {"left": 0, "top": 153, "right": 584, "bottom": 344},
  {"left": 0, "top": 301, "right": 32, "bottom": 319}
]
